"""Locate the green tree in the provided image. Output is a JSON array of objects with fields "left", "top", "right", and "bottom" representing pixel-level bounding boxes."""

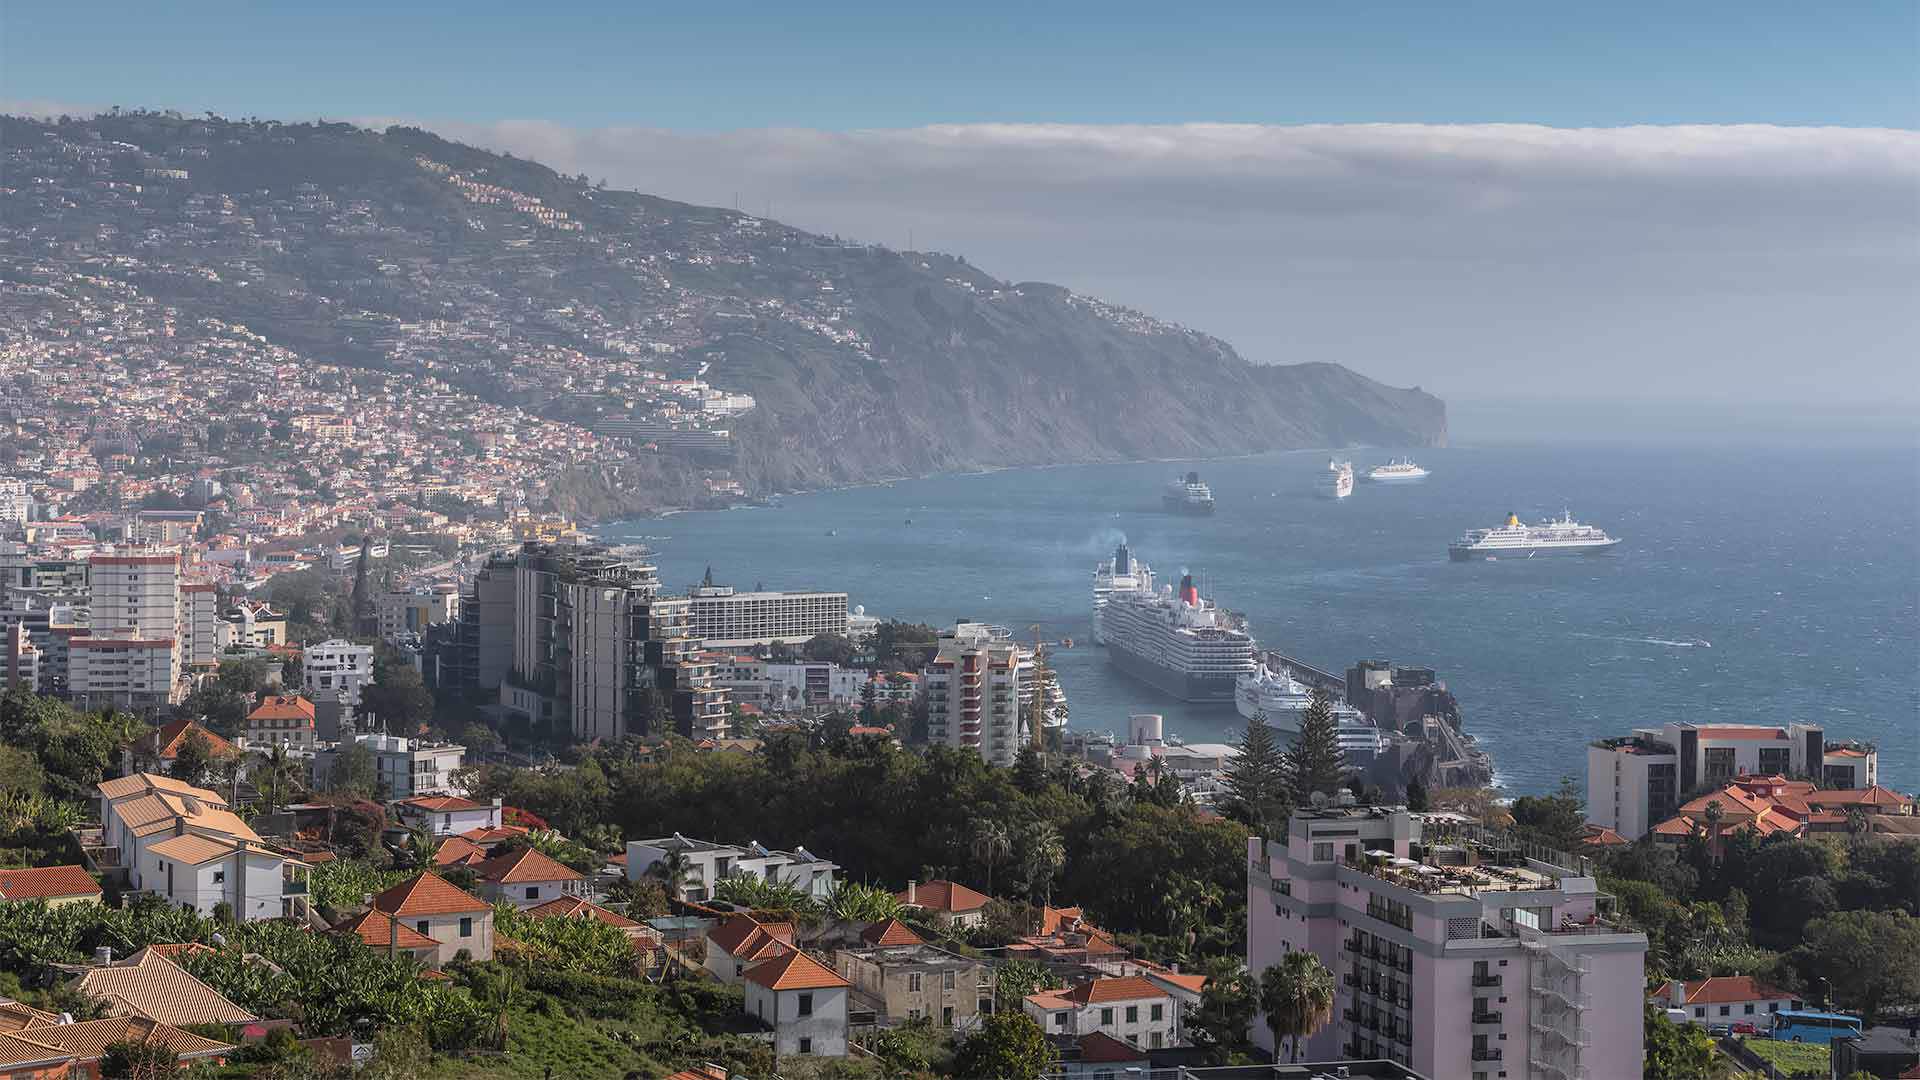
[
  {"left": 0, "top": 744, "right": 47, "bottom": 796},
  {"left": 952, "top": 1011, "right": 1050, "bottom": 1080},
  {"left": 970, "top": 819, "right": 1012, "bottom": 897},
  {"left": 171, "top": 730, "right": 218, "bottom": 787},
  {"left": 329, "top": 743, "right": 378, "bottom": 799},
  {"left": 1788, "top": 910, "right": 1920, "bottom": 1023},
  {"left": 180, "top": 682, "right": 251, "bottom": 736},
  {"left": 1222, "top": 712, "right": 1289, "bottom": 832},
  {"left": 215, "top": 657, "right": 271, "bottom": 695},
  {"left": 100, "top": 1039, "right": 180, "bottom": 1079},
  {"left": 1284, "top": 690, "right": 1346, "bottom": 805},
  {"left": 1404, "top": 776, "right": 1429, "bottom": 811},
  {"left": 358, "top": 660, "right": 434, "bottom": 735},
  {"left": 801, "top": 632, "right": 857, "bottom": 667},
  {"left": 1017, "top": 823, "right": 1065, "bottom": 907},
  {"left": 1189, "top": 958, "right": 1257, "bottom": 1064},
  {"left": 993, "top": 958, "right": 1059, "bottom": 1005},
  {"left": 1258, "top": 950, "right": 1334, "bottom": 1063},
  {"left": 1642, "top": 1002, "right": 1714, "bottom": 1080},
  {"left": 1509, "top": 777, "right": 1588, "bottom": 853}
]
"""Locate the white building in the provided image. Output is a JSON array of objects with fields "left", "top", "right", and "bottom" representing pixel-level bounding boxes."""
[
  {"left": 764, "top": 662, "right": 867, "bottom": 711},
  {"left": 391, "top": 795, "right": 503, "bottom": 836},
  {"left": 175, "top": 583, "right": 219, "bottom": 672},
  {"left": 316, "top": 734, "right": 465, "bottom": 800},
  {"left": 625, "top": 834, "right": 839, "bottom": 904},
  {"left": 743, "top": 951, "right": 850, "bottom": 1058},
  {"left": 1587, "top": 721, "right": 1880, "bottom": 841},
  {"left": 375, "top": 585, "right": 459, "bottom": 643},
  {"left": 0, "top": 478, "right": 32, "bottom": 528},
  {"left": 67, "top": 632, "right": 177, "bottom": 711},
  {"left": 1023, "top": 976, "right": 1182, "bottom": 1050},
  {"left": 923, "top": 622, "right": 1023, "bottom": 767},
  {"left": 97, "top": 773, "right": 308, "bottom": 922},
  {"left": 81, "top": 549, "right": 181, "bottom": 705},
  {"left": 687, "top": 582, "right": 848, "bottom": 647},
  {"left": 303, "top": 639, "right": 374, "bottom": 711},
  {"left": 1247, "top": 804, "right": 1649, "bottom": 1080}
]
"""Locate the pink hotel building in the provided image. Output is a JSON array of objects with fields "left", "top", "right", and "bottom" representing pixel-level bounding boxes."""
[{"left": 1248, "top": 805, "right": 1648, "bottom": 1080}]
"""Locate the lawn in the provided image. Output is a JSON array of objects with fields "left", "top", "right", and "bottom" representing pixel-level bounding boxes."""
[{"left": 1742, "top": 1037, "right": 1831, "bottom": 1078}]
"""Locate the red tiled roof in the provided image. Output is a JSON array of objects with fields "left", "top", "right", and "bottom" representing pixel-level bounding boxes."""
[
  {"left": 474, "top": 847, "right": 583, "bottom": 885},
  {"left": 1061, "top": 977, "right": 1167, "bottom": 1005},
  {"left": 333, "top": 909, "right": 438, "bottom": 951},
  {"left": 459, "top": 825, "right": 528, "bottom": 845},
  {"left": 133, "top": 719, "right": 235, "bottom": 760},
  {"left": 1806, "top": 786, "right": 1912, "bottom": 809},
  {"left": 859, "top": 918, "right": 924, "bottom": 947},
  {"left": 401, "top": 795, "right": 486, "bottom": 813},
  {"left": 743, "top": 950, "right": 848, "bottom": 991},
  {"left": 370, "top": 873, "right": 491, "bottom": 917},
  {"left": 1680, "top": 976, "right": 1791, "bottom": 1005},
  {"left": 432, "top": 836, "right": 488, "bottom": 867},
  {"left": 0, "top": 864, "right": 101, "bottom": 901},
  {"left": 898, "top": 879, "right": 990, "bottom": 913},
  {"left": 245, "top": 695, "right": 314, "bottom": 723},
  {"left": 1077, "top": 1031, "right": 1147, "bottom": 1063},
  {"left": 524, "top": 895, "right": 640, "bottom": 929}
]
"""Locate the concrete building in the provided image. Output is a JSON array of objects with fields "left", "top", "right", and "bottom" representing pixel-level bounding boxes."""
[
  {"left": 763, "top": 662, "right": 867, "bottom": 711},
  {"left": 3, "top": 622, "right": 39, "bottom": 692},
  {"left": 376, "top": 584, "right": 459, "bottom": 643},
  {"left": 67, "top": 632, "right": 178, "bottom": 712},
  {"left": 1023, "top": 976, "right": 1181, "bottom": 1050},
  {"left": 472, "top": 847, "right": 587, "bottom": 909},
  {"left": 1660, "top": 976, "right": 1801, "bottom": 1027},
  {"left": 216, "top": 601, "right": 287, "bottom": 649},
  {"left": 743, "top": 950, "right": 851, "bottom": 1058},
  {"left": 96, "top": 773, "right": 310, "bottom": 922},
  {"left": 625, "top": 834, "right": 839, "bottom": 904},
  {"left": 391, "top": 795, "right": 503, "bottom": 836},
  {"left": 302, "top": 639, "right": 374, "bottom": 711},
  {"left": 439, "top": 552, "right": 515, "bottom": 694},
  {"left": 1247, "top": 804, "right": 1649, "bottom": 1080},
  {"left": 1588, "top": 721, "right": 1881, "bottom": 840},
  {"left": 314, "top": 734, "right": 465, "bottom": 800},
  {"left": 175, "top": 582, "right": 218, "bottom": 672},
  {"left": 686, "top": 580, "right": 848, "bottom": 647},
  {"left": 837, "top": 920, "right": 991, "bottom": 1029},
  {"left": 923, "top": 622, "right": 1024, "bottom": 767}
]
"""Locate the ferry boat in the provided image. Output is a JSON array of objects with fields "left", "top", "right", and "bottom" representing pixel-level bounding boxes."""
[
  {"left": 1091, "top": 543, "right": 1155, "bottom": 645},
  {"left": 1163, "top": 472, "right": 1216, "bottom": 514},
  {"left": 1318, "top": 459, "right": 1354, "bottom": 499},
  {"left": 1102, "top": 573, "right": 1256, "bottom": 703},
  {"left": 1235, "top": 663, "right": 1369, "bottom": 735},
  {"left": 1449, "top": 510, "right": 1621, "bottom": 561},
  {"left": 1365, "top": 458, "right": 1430, "bottom": 483}
]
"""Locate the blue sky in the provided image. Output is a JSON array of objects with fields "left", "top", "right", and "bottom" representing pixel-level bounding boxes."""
[{"left": 3, "top": 1, "right": 1915, "bottom": 129}]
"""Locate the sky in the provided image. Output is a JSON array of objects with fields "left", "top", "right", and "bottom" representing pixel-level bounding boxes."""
[{"left": 5, "top": 1, "right": 1917, "bottom": 409}]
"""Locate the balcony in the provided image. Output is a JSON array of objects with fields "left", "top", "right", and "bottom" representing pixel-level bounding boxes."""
[
  {"left": 1342, "top": 1007, "right": 1364, "bottom": 1024},
  {"left": 1344, "top": 938, "right": 1365, "bottom": 955},
  {"left": 1473, "top": 1010, "right": 1502, "bottom": 1025},
  {"left": 1472, "top": 972, "right": 1502, "bottom": 988},
  {"left": 1473, "top": 1049, "right": 1503, "bottom": 1062}
]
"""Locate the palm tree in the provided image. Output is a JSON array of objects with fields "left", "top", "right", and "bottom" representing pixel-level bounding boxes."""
[
  {"left": 970, "top": 820, "right": 1012, "bottom": 897},
  {"left": 1258, "top": 951, "right": 1335, "bottom": 1063},
  {"left": 1021, "top": 824, "right": 1066, "bottom": 908},
  {"left": 649, "top": 848, "right": 693, "bottom": 900},
  {"left": 1702, "top": 798, "right": 1725, "bottom": 859},
  {"left": 402, "top": 824, "right": 437, "bottom": 870},
  {"left": 255, "top": 743, "right": 304, "bottom": 816}
]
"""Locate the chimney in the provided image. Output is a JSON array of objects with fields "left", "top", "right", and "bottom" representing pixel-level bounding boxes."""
[
  {"left": 906, "top": 880, "right": 917, "bottom": 905},
  {"left": 94, "top": 946, "right": 112, "bottom": 965},
  {"left": 1668, "top": 978, "right": 1686, "bottom": 1008}
]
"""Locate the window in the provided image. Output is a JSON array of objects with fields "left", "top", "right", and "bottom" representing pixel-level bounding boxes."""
[
  {"left": 526, "top": 886, "right": 540, "bottom": 900},
  {"left": 798, "top": 1038, "right": 812, "bottom": 1055},
  {"left": 943, "top": 970, "right": 956, "bottom": 991},
  {"left": 459, "top": 917, "right": 472, "bottom": 937},
  {"left": 943, "top": 1006, "right": 954, "bottom": 1026},
  {"left": 1313, "top": 842, "right": 1335, "bottom": 862},
  {"left": 1054, "top": 1013, "right": 1067, "bottom": 1029},
  {"left": 1694, "top": 1007, "right": 1706, "bottom": 1018},
  {"left": 909, "top": 973, "right": 922, "bottom": 992},
  {"left": 1744, "top": 1004, "right": 1755, "bottom": 1015},
  {"left": 1151, "top": 1032, "right": 1164, "bottom": 1049},
  {"left": 1151, "top": 1003, "right": 1164, "bottom": 1021},
  {"left": 1126, "top": 1006, "right": 1138, "bottom": 1023},
  {"left": 1719, "top": 1006, "right": 1730, "bottom": 1017},
  {"left": 798, "top": 993, "right": 813, "bottom": 1017},
  {"left": 212, "top": 870, "right": 225, "bottom": 884},
  {"left": 1768, "top": 1003, "right": 1780, "bottom": 1013},
  {"left": 1101, "top": 1008, "right": 1114, "bottom": 1026}
]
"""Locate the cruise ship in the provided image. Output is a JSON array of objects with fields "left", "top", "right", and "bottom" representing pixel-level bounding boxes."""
[
  {"left": 1449, "top": 510, "right": 1621, "bottom": 561},
  {"left": 1318, "top": 459, "right": 1354, "bottom": 499},
  {"left": 1102, "top": 573, "right": 1256, "bottom": 703},
  {"left": 1235, "top": 663, "right": 1369, "bottom": 735},
  {"left": 1163, "top": 472, "right": 1216, "bottom": 514},
  {"left": 1091, "top": 542, "right": 1155, "bottom": 645},
  {"left": 1365, "top": 458, "right": 1430, "bottom": 483}
]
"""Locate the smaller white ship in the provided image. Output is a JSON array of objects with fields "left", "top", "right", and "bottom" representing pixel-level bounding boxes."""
[
  {"left": 1366, "top": 458, "right": 1430, "bottom": 483},
  {"left": 1318, "top": 459, "right": 1354, "bottom": 500},
  {"left": 1449, "top": 510, "right": 1621, "bottom": 561}
]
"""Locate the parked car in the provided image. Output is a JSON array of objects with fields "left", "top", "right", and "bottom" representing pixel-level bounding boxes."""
[
  {"left": 1708, "top": 1023, "right": 1732, "bottom": 1037},
  {"left": 1731, "top": 1021, "right": 1758, "bottom": 1036}
]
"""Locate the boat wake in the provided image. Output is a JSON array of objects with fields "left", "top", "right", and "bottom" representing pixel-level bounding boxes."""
[{"left": 1573, "top": 633, "right": 1712, "bottom": 649}]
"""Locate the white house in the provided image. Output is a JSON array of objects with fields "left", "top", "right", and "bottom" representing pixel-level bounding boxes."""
[
  {"left": 1023, "top": 976, "right": 1181, "bottom": 1051},
  {"left": 302, "top": 638, "right": 374, "bottom": 711},
  {"left": 743, "top": 950, "right": 850, "bottom": 1058},
  {"left": 369, "top": 872, "right": 494, "bottom": 965},
  {"left": 704, "top": 914, "right": 795, "bottom": 984},
  {"left": 97, "top": 773, "right": 308, "bottom": 922},
  {"left": 391, "top": 795, "right": 503, "bottom": 836},
  {"left": 625, "top": 834, "right": 838, "bottom": 903},
  {"left": 472, "top": 847, "right": 587, "bottom": 909},
  {"left": 1662, "top": 976, "right": 1802, "bottom": 1027}
]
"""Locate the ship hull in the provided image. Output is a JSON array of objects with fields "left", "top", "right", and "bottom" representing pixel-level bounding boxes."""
[
  {"left": 1162, "top": 496, "right": 1215, "bottom": 514},
  {"left": 1106, "top": 637, "right": 1240, "bottom": 703},
  {"left": 1448, "top": 539, "right": 1621, "bottom": 561},
  {"left": 1367, "top": 472, "right": 1428, "bottom": 484}
]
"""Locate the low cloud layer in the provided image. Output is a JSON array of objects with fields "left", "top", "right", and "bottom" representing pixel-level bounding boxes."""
[{"left": 414, "top": 120, "right": 1915, "bottom": 410}]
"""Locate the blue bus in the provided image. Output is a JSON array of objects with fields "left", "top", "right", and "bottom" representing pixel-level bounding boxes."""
[{"left": 1769, "top": 1010, "right": 1863, "bottom": 1045}]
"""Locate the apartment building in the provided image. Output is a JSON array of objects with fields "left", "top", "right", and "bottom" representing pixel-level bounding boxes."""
[
  {"left": 96, "top": 773, "right": 309, "bottom": 922},
  {"left": 923, "top": 622, "right": 1024, "bottom": 767},
  {"left": 313, "top": 734, "right": 465, "bottom": 800},
  {"left": 1246, "top": 804, "right": 1648, "bottom": 1080},
  {"left": 217, "top": 601, "right": 287, "bottom": 649},
  {"left": 838, "top": 920, "right": 992, "bottom": 1029},
  {"left": 68, "top": 632, "right": 178, "bottom": 711},
  {"left": 3, "top": 622, "right": 38, "bottom": 692},
  {"left": 376, "top": 584, "right": 459, "bottom": 643},
  {"left": 1023, "top": 977, "right": 1181, "bottom": 1050},
  {"left": 625, "top": 834, "right": 839, "bottom": 904},
  {"left": 1587, "top": 721, "right": 1880, "bottom": 840},
  {"left": 175, "top": 583, "right": 218, "bottom": 672},
  {"left": 686, "top": 581, "right": 848, "bottom": 647},
  {"left": 303, "top": 639, "right": 374, "bottom": 711}
]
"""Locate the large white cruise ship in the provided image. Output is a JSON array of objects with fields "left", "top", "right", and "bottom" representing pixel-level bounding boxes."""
[
  {"left": 1102, "top": 573, "right": 1256, "bottom": 703},
  {"left": 1090, "top": 543, "right": 1155, "bottom": 645},
  {"left": 1448, "top": 510, "right": 1621, "bottom": 561},
  {"left": 1365, "top": 458, "right": 1430, "bottom": 483},
  {"left": 1318, "top": 459, "right": 1354, "bottom": 499},
  {"left": 1235, "top": 663, "right": 1368, "bottom": 735}
]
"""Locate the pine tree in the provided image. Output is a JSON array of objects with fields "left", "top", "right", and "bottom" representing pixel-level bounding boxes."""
[
  {"left": 1405, "top": 776, "right": 1429, "bottom": 811},
  {"left": 1286, "top": 689, "right": 1347, "bottom": 805},
  {"left": 1223, "top": 712, "right": 1290, "bottom": 832}
]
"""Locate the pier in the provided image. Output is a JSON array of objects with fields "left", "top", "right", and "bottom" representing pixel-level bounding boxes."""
[{"left": 1263, "top": 650, "right": 1348, "bottom": 701}]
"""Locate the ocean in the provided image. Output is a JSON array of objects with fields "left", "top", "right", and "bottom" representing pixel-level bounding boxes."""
[{"left": 603, "top": 432, "right": 1918, "bottom": 796}]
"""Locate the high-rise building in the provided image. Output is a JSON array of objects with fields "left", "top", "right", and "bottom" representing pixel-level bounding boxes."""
[
  {"left": 686, "top": 577, "right": 848, "bottom": 647},
  {"left": 922, "top": 622, "right": 1023, "bottom": 766},
  {"left": 74, "top": 549, "right": 182, "bottom": 710},
  {"left": 1247, "top": 805, "right": 1648, "bottom": 1080},
  {"left": 176, "top": 582, "right": 219, "bottom": 673},
  {"left": 508, "top": 543, "right": 727, "bottom": 741}
]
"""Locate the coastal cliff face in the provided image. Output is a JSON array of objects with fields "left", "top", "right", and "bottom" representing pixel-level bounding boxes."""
[{"left": 1, "top": 114, "right": 1444, "bottom": 511}]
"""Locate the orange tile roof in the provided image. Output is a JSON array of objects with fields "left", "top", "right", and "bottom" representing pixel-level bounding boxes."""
[
  {"left": 0, "top": 1031, "right": 72, "bottom": 1070},
  {"left": 523, "top": 895, "right": 640, "bottom": 929},
  {"left": 147, "top": 833, "right": 250, "bottom": 866},
  {"left": 0, "top": 865, "right": 101, "bottom": 901},
  {"left": 21, "top": 1015, "right": 233, "bottom": 1062},
  {"left": 1077, "top": 1031, "right": 1148, "bottom": 1063},
  {"left": 459, "top": 825, "right": 528, "bottom": 845},
  {"left": 859, "top": 918, "right": 924, "bottom": 947},
  {"left": 1145, "top": 970, "right": 1209, "bottom": 995},
  {"left": 743, "top": 950, "right": 848, "bottom": 991},
  {"left": 1806, "top": 786, "right": 1912, "bottom": 809},
  {"left": 708, "top": 914, "right": 785, "bottom": 956},
  {"left": 334, "top": 909, "right": 439, "bottom": 951},
  {"left": 400, "top": 795, "right": 487, "bottom": 813},
  {"left": 0, "top": 1001, "right": 61, "bottom": 1034},
  {"left": 76, "top": 952, "right": 258, "bottom": 1026},
  {"left": 1579, "top": 825, "right": 1631, "bottom": 847},
  {"left": 1062, "top": 977, "right": 1167, "bottom": 1005},
  {"left": 475, "top": 847, "right": 583, "bottom": 885},
  {"left": 245, "top": 695, "right": 315, "bottom": 723},
  {"left": 898, "top": 879, "right": 990, "bottom": 913},
  {"left": 432, "top": 836, "right": 488, "bottom": 867},
  {"left": 132, "top": 720, "right": 236, "bottom": 761},
  {"left": 1680, "top": 976, "right": 1792, "bottom": 1005},
  {"left": 370, "top": 873, "right": 491, "bottom": 917}
]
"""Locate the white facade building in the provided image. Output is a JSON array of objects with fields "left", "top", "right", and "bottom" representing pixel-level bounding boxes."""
[
  {"left": 687, "top": 583, "right": 848, "bottom": 647},
  {"left": 923, "top": 623, "right": 1023, "bottom": 767},
  {"left": 743, "top": 951, "right": 851, "bottom": 1058},
  {"left": 97, "top": 773, "right": 308, "bottom": 922},
  {"left": 303, "top": 638, "right": 375, "bottom": 711},
  {"left": 626, "top": 834, "right": 839, "bottom": 903},
  {"left": 1023, "top": 977, "right": 1181, "bottom": 1050}
]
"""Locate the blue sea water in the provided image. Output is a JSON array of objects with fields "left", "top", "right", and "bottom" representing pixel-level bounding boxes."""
[{"left": 605, "top": 436, "right": 1919, "bottom": 796}]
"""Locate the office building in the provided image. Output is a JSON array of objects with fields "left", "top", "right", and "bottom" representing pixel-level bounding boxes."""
[
  {"left": 1247, "top": 804, "right": 1648, "bottom": 1080},
  {"left": 687, "top": 579, "right": 848, "bottom": 647}
]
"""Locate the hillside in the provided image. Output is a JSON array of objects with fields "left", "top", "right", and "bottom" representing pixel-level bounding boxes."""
[{"left": 0, "top": 111, "right": 1443, "bottom": 513}]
